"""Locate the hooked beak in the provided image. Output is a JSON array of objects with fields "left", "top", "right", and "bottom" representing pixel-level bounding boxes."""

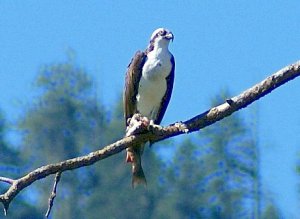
[{"left": 165, "top": 32, "right": 174, "bottom": 42}]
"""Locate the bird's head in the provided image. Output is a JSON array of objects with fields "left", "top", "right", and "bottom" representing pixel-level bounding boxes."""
[{"left": 148, "top": 28, "right": 174, "bottom": 51}]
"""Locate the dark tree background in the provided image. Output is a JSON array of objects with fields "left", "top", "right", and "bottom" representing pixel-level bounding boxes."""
[{"left": 0, "top": 56, "right": 283, "bottom": 218}]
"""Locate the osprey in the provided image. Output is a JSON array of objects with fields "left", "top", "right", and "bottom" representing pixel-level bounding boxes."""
[{"left": 123, "top": 28, "right": 175, "bottom": 187}]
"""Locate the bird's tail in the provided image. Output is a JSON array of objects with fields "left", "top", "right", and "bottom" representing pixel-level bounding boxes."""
[{"left": 126, "top": 144, "right": 147, "bottom": 188}]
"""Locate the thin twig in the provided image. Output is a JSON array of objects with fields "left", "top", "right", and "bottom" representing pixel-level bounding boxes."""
[
  {"left": 45, "top": 172, "right": 62, "bottom": 218},
  {"left": 0, "top": 177, "right": 14, "bottom": 185}
]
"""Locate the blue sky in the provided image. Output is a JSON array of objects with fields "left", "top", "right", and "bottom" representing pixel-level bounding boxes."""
[{"left": 1, "top": 1, "right": 300, "bottom": 217}]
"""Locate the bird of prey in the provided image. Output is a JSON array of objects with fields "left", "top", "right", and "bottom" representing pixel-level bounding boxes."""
[{"left": 123, "top": 28, "right": 175, "bottom": 187}]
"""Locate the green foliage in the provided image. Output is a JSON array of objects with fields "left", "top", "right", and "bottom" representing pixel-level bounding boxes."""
[
  {"left": 261, "top": 204, "right": 283, "bottom": 219},
  {"left": 19, "top": 61, "right": 106, "bottom": 163},
  {"left": 0, "top": 109, "right": 42, "bottom": 218},
  {"left": 17, "top": 58, "right": 108, "bottom": 218},
  {"left": 159, "top": 91, "right": 262, "bottom": 218},
  {"left": 0, "top": 110, "right": 18, "bottom": 166},
  {"left": 154, "top": 139, "right": 207, "bottom": 219}
]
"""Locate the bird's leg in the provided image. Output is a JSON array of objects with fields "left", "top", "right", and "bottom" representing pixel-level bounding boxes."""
[
  {"left": 125, "top": 113, "right": 149, "bottom": 137},
  {"left": 125, "top": 114, "right": 148, "bottom": 164}
]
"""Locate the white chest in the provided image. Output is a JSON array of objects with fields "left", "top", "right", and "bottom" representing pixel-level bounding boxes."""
[
  {"left": 142, "top": 49, "right": 172, "bottom": 80},
  {"left": 136, "top": 49, "right": 172, "bottom": 120}
]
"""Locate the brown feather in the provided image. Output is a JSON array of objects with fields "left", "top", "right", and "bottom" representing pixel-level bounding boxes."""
[
  {"left": 123, "top": 51, "right": 147, "bottom": 125},
  {"left": 153, "top": 55, "right": 175, "bottom": 124}
]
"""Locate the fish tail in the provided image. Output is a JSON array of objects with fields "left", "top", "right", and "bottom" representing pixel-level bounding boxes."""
[
  {"left": 126, "top": 145, "right": 147, "bottom": 188},
  {"left": 132, "top": 165, "right": 147, "bottom": 188}
]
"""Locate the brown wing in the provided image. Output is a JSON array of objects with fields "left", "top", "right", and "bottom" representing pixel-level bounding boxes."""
[
  {"left": 123, "top": 51, "right": 147, "bottom": 126},
  {"left": 154, "top": 55, "right": 175, "bottom": 125}
]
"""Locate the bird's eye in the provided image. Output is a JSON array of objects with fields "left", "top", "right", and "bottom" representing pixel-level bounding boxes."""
[{"left": 159, "top": 30, "right": 166, "bottom": 35}]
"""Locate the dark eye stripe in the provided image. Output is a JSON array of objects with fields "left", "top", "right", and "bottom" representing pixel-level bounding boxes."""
[
  {"left": 160, "top": 30, "right": 166, "bottom": 35},
  {"left": 149, "top": 29, "right": 168, "bottom": 45},
  {"left": 155, "top": 30, "right": 166, "bottom": 39}
]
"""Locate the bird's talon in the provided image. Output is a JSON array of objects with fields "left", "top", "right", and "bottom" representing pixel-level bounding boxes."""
[{"left": 126, "top": 114, "right": 150, "bottom": 136}]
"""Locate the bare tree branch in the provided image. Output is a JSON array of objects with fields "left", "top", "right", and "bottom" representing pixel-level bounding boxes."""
[
  {"left": 1, "top": 60, "right": 300, "bottom": 215},
  {"left": 0, "top": 177, "right": 15, "bottom": 185},
  {"left": 45, "top": 172, "right": 62, "bottom": 218}
]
